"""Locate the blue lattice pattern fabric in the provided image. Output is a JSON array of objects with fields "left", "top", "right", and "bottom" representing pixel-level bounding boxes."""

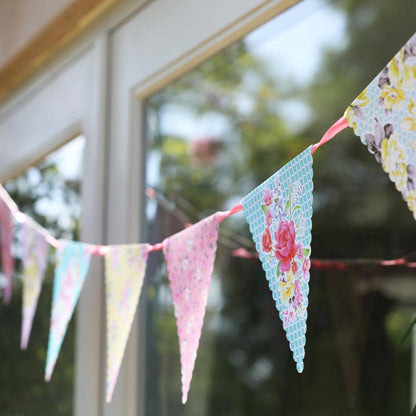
[{"left": 242, "top": 146, "right": 314, "bottom": 373}]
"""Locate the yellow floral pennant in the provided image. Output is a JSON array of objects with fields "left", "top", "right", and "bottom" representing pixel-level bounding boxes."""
[
  {"left": 104, "top": 244, "right": 150, "bottom": 403},
  {"left": 345, "top": 32, "right": 416, "bottom": 218}
]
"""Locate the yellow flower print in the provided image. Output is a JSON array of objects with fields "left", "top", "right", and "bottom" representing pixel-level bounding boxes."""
[
  {"left": 344, "top": 107, "right": 357, "bottom": 132},
  {"left": 389, "top": 50, "right": 416, "bottom": 90},
  {"left": 381, "top": 136, "right": 408, "bottom": 191},
  {"left": 405, "top": 190, "right": 416, "bottom": 214},
  {"left": 401, "top": 98, "right": 416, "bottom": 132},
  {"left": 351, "top": 88, "right": 370, "bottom": 108},
  {"left": 380, "top": 82, "right": 406, "bottom": 111},
  {"left": 389, "top": 162, "right": 408, "bottom": 192},
  {"left": 345, "top": 88, "right": 370, "bottom": 132},
  {"left": 23, "top": 255, "right": 39, "bottom": 307},
  {"left": 278, "top": 271, "right": 295, "bottom": 306}
]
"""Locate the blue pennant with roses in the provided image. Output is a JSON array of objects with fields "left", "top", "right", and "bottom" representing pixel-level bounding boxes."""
[
  {"left": 345, "top": 32, "right": 416, "bottom": 219},
  {"left": 241, "top": 146, "right": 313, "bottom": 373}
]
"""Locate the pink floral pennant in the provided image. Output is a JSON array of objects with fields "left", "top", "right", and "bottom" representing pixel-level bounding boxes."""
[
  {"left": 21, "top": 221, "right": 49, "bottom": 350},
  {"left": 104, "top": 244, "right": 150, "bottom": 403},
  {"left": 241, "top": 147, "right": 314, "bottom": 373},
  {"left": 345, "top": 32, "right": 416, "bottom": 218},
  {"left": 45, "top": 240, "right": 92, "bottom": 381},
  {"left": 163, "top": 213, "right": 220, "bottom": 404},
  {"left": 0, "top": 198, "right": 14, "bottom": 304}
]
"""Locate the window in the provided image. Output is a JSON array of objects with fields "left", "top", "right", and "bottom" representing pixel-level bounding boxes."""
[
  {"left": 0, "top": 137, "right": 85, "bottom": 415},
  {"left": 144, "top": 0, "right": 416, "bottom": 414}
]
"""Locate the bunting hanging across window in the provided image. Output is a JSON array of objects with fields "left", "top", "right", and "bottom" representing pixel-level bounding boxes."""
[
  {"left": 45, "top": 240, "right": 92, "bottom": 381},
  {"left": 20, "top": 222, "right": 49, "bottom": 350},
  {"left": 241, "top": 146, "right": 313, "bottom": 373},
  {"left": 0, "top": 199, "right": 14, "bottom": 304},
  {"left": 345, "top": 32, "right": 416, "bottom": 218},
  {"left": 104, "top": 244, "right": 150, "bottom": 403},
  {"left": 163, "top": 213, "right": 221, "bottom": 404},
  {"left": 1, "top": 30, "right": 416, "bottom": 408}
]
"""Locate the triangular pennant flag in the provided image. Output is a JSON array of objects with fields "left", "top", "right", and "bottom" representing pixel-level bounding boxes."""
[
  {"left": 241, "top": 146, "right": 313, "bottom": 373},
  {"left": 21, "top": 221, "right": 49, "bottom": 350},
  {"left": 45, "top": 240, "right": 91, "bottom": 381},
  {"left": 104, "top": 244, "right": 150, "bottom": 403},
  {"left": 345, "top": 32, "right": 416, "bottom": 218},
  {"left": 163, "top": 213, "right": 220, "bottom": 404},
  {"left": 0, "top": 199, "right": 14, "bottom": 304}
]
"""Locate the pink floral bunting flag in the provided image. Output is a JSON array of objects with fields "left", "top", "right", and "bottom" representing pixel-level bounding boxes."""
[
  {"left": 105, "top": 244, "right": 150, "bottom": 403},
  {"left": 45, "top": 240, "right": 92, "bottom": 381},
  {"left": 346, "top": 32, "right": 416, "bottom": 218},
  {"left": 163, "top": 213, "right": 220, "bottom": 404},
  {"left": 241, "top": 147, "right": 314, "bottom": 373},
  {"left": 0, "top": 199, "right": 14, "bottom": 304},
  {"left": 21, "top": 221, "right": 49, "bottom": 350}
]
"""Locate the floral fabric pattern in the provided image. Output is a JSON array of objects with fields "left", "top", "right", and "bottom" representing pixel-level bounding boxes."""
[
  {"left": 105, "top": 244, "right": 150, "bottom": 403},
  {"left": 242, "top": 147, "right": 313, "bottom": 373},
  {"left": 0, "top": 199, "right": 14, "bottom": 304},
  {"left": 45, "top": 241, "right": 91, "bottom": 381},
  {"left": 21, "top": 222, "right": 49, "bottom": 350},
  {"left": 163, "top": 213, "right": 220, "bottom": 404},
  {"left": 346, "top": 32, "right": 416, "bottom": 218}
]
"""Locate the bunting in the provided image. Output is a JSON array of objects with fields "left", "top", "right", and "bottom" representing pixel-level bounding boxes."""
[
  {"left": 104, "top": 244, "right": 150, "bottom": 403},
  {"left": 21, "top": 222, "right": 49, "bottom": 350},
  {"left": 1, "top": 30, "right": 416, "bottom": 408},
  {"left": 346, "top": 32, "right": 416, "bottom": 218},
  {"left": 241, "top": 146, "right": 313, "bottom": 373},
  {"left": 0, "top": 198, "right": 14, "bottom": 304},
  {"left": 163, "top": 213, "right": 220, "bottom": 404},
  {"left": 45, "top": 240, "right": 91, "bottom": 381}
]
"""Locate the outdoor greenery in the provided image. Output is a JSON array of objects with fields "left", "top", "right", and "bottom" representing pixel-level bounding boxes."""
[{"left": 0, "top": 150, "right": 82, "bottom": 415}]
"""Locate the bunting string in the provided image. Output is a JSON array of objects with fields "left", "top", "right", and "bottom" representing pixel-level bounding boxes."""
[{"left": 0, "top": 30, "right": 415, "bottom": 406}]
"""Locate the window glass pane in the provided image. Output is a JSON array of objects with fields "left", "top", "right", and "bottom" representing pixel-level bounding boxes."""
[
  {"left": 0, "top": 136, "right": 85, "bottom": 415},
  {"left": 145, "top": 0, "right": 416, "bottom": 414}
]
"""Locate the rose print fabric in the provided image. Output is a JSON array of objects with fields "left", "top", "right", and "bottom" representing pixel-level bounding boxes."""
[
  {"left": 0, "top": 199, "right": 14, "bottom": 304},
  {"left": 346, "top": 32, "right": 416, "bottom": 218},
  {"left": 242, "top": 147, "right": 314, "bottom": 373},
  {"left": 21, "top": 222, "right": 49, "bottom": 350},
  {"left": 163, "top": 213, "right": 220, "bottom": 404},
  {"left": 105, "top": 244, "right": 150, "bottom": 403},
  {"left": 45, "top": 240, "right": 91, "bottom": 381}
]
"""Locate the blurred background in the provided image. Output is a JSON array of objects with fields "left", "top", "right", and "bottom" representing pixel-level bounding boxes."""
[
  {"left": 0, "top": 0, "right": 415, "bottom": 415},
  {"left": 144, "top": 0, "right": 416, "bottom": 415}
]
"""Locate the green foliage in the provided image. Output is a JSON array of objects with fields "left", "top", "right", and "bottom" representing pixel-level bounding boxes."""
[
  {"left": 0, "top": 149, "right": 81, "bottom": 415},
  {"left": 144, "top": 0, "right": 416, "bottom": 414}
]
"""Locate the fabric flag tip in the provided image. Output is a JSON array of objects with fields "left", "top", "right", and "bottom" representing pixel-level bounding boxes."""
[
  {"left": 20, "top": 334, "right": 28, "bottom": 351},
  {"left": 44, "top": 370, "right": 51, "bottom": 382},
  {"left": 45, "top": 241, "right": 92, "bottom": 381},
  {"left": 21, "top": 221, "right": 49, "bottom": 350},
  {"left": 163, "top": 213, "right": 221, "bottom": 404},
  {"left": 0, "top": 199, "right": 14, "bottom": 305},
  {"left": 346, "top": 32, "right": 416, "bottom": 219},
  {"left": 105, "top": 244, "right": 149, "bottom": 403},
  {"left": 242, "top": 146, "right": 313, "bottom": 372}
]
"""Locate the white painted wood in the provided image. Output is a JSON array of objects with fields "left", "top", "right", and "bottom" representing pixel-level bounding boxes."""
[
  {"left": 0, "top": 0, "right": 73, "bottom": 67},
  {"left": 0, "top": 48, "right": 92, "bottom": 181},
  {"left": 74, "top": 35, "right": 108, "bottom": 416}
]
